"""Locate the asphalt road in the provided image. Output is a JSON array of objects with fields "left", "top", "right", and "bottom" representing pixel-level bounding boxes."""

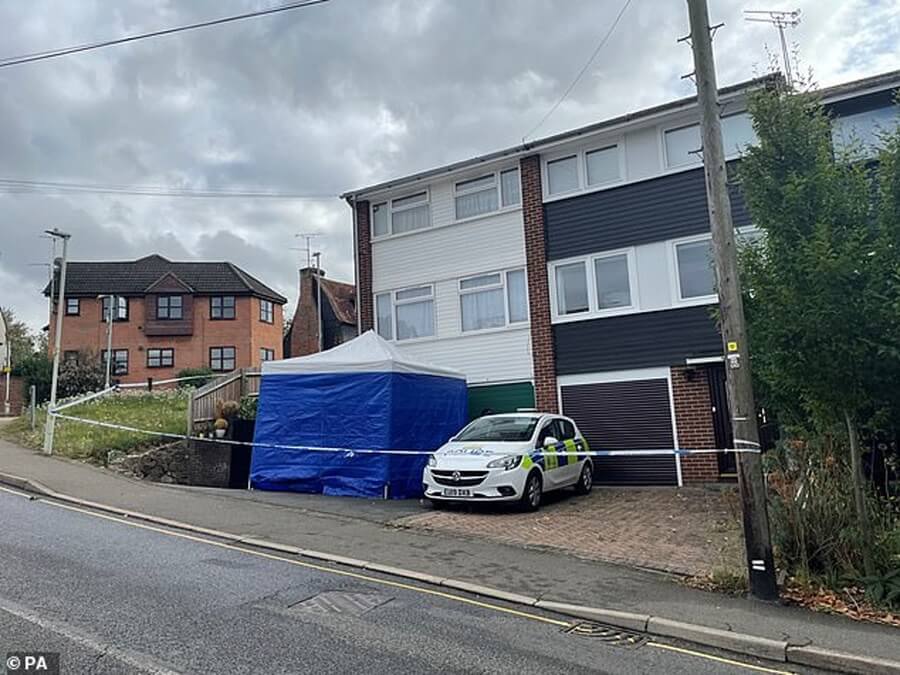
[{"left": 0, "top": 487, "right": 808, "bottom": 675}]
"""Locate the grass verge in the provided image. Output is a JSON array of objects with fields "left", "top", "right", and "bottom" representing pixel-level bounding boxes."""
[{"left": 0, "top": 390, "right": 189, "bottom": 464}]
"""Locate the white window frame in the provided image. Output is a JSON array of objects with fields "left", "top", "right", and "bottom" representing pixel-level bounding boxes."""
[
  {"left": 370, "top": 189, "right": 432, "bottom": 240},
  {"left": 660, "top": 111, "right": 756, "bottom": 172},
  {"left": 457, "top": 267, "right": 529, "bottom": 334},
  {"left": 549, "top": 247, "right": 639, "bottom": 323},
  {"left": 452, "top": 167, "right": 521, "bottom": 223},
  {"left": 669, "top": 233, "right": 718, "bottom": 306},
  {"left": 542, "top": 141, "right": 625, "bottom": 202},
  {"left": 374, "top": 284, "right": 436, "bottom": 343}
]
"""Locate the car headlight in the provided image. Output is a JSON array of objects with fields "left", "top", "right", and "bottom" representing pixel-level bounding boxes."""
[
  {"left": 427, "top": 455, "right": 437, "bottom": 467},
  {"left": 487, "top": 455, "right": 522, "bottom": 471}
]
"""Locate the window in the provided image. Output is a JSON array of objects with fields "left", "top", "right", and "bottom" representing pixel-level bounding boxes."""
[
  {"left": 500, "top": 168, "right": 521, "bottom": 207},
  {"left": 210, "top": 346, "right": 236, "bottom": 372},
  {"left": 63, "top": 350, "right": 79, "bottom": 362},
  {"left": 537, "top": 419, "right": 563, "bottom": 446},
  {"left": 260, "top": 347, "right": 275, "bottom": 362},
  {"left": 453, "top": 168, "right": 521, "bottom": 220},
  {"left": 372, "top": 191, "right": 431, "bottom": 237},
  {"left": 259, "top": 299, "right": 274, "bottom": 323},
  {"left": 102, "top": 349, "right": 128, "bottom": 376},
  {"left": 547, "top": 155, "right": 578, "bottom": 195},
  {"left": 558, "top": 419, "right": 577, "bottom": 441},
  {"left": 101, "top": 295, "right": 128, "bottom": 322},
  {"left": 675, "top": 237, "right": 716, "bottom": 300},
  {"left": 210, "top": 296, "right": 235, "bottom": 320},
  {"left": 555, "top": 262, "right": 589, "bottom": 315},
  {"left": 375, "top": 293, "right": 393, "bottom": 340},
  {"left": 665, "top": 124, "right": 701, "bottom": 168},
  {"left": 832, "top": 105, "right": 898, "bottom": 155},
  {"left": 459, "top": 269, "right": 528, "bottom": 332},
  {"left": 665, "top": 113, "right": 757, "bottom": 168},
  {"left": 395, "top": 286, "right": 434, "bottom": 340},
  {"left": 593, "top": 254, "right": 632, "bottom": 310},
  {"left": 65, "top": 298, "right": 80, "bottom": 315},
  {"left": 377, "top": 285, "right": 435, "bottom": 341},
  {"left": 147, "top": 348, "right": 174, "bottom": 368},
  {"left": 455, "top": 415, "right": 540, "bottom": 442},
  {"left": 157, "top": 295, "right": 183, "bottom": 320},
  {"left": 585, "top": 145, "right": 620, "bottom": 186}
]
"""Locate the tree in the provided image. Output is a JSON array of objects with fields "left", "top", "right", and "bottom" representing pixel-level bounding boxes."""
[
  {"left": 0, "top": 307, "right": 37, "bottom": 367},
  {"left": 738, "top": 82, "right": 900, "bottom": 576}
]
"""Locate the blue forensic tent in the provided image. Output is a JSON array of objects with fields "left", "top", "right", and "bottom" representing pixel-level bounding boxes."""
[{"left": 249, "top": 331, "right": 467, "bottom": 499}]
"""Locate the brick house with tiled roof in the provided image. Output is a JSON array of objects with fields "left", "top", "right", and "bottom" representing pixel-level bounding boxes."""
[
  {"left": 44, "top": 254, "right": 287, "bottom": 384},
  {"left": 283, "top": 267, "right": 357, "bottom": 357}
]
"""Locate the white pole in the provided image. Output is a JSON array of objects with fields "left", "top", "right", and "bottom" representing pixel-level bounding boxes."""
[
  {"left": 43, "top": 228, "right": 71, "bottom": 455},
  {"left": 0, "top": 308, "right": 8, "bottom": 415}
]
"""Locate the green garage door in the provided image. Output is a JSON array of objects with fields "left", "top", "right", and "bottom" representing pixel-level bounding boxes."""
[{"left": 467, "top": 382, "right": 535, "bottom": 420}]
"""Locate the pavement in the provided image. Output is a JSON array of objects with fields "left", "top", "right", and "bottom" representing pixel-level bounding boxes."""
[
  {"left": 2, "top": 488, "right": 817, "bottom": 675},
  {"left": 1, "top": 437, "right": 898, "bottom": 672}
]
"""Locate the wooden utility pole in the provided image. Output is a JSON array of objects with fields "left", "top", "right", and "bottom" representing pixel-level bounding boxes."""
[{"left": 686, "top": 0, "right": 778, "bottom": 600}]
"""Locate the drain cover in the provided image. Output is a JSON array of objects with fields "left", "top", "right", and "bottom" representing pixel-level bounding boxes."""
[
  {"left": 290, "top": 591, "right": 392, "bottom": 616},
  {"left": 564, "top": 622, "right": 647, "bottom": 648}
]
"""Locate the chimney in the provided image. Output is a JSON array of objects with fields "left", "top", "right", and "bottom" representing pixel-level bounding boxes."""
[{"left": 291, "top": 267, "right": 326, "bottom": 357}]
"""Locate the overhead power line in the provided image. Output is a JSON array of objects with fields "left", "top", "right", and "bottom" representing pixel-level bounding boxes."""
[
  {"left": 522, "top": 0, "right": 634, "bottom": 141},
  {"left": 0, "top": 0, "right": 329, "bottom": 69},
  {"left": 0, "top": 178, "right": 336, "bottom": 200}
]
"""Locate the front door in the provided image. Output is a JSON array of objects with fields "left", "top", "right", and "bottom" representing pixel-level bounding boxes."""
[{"left": 706, "top": 365, "right": 736, "bottom": 476}]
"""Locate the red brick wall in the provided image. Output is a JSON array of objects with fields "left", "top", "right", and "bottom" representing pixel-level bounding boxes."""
[
  {"left": 2, "top": 375, "right": 26, "bottom": 415},
  {"left": 288, "top": 268, "right": 321, "bottom": 357},
  {"left": 520, "top": 155, "right": 558, "bottom": 413},
  {"left": 49, "top": 294, "right": 283, "bottom": 384},
  {"left": 671, "top": 366, "right": 719, "bottom": 482},
  {"left": 355, "top": 199, "right": 373, "bottom": 332}
]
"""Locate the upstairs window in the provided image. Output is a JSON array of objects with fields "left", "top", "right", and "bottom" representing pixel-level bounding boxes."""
[
  {"left": 259, "top": 299, "right": 274, "bottom": 323},
  {"left": 454, "top": 168, "right": 520, "bottom": 220},
  {"left": 373, "top": 191, "right": 431, "bottom": 237},
  {"left": 664, "top": 113, "right": 758, "bottom": 168},
  {"left": 832, "top": 105, "right": 898, "bottom": 155},
  {"left": 459, "top": 269, "right": 528, "bottom": 332},
  {"left": 546, "top": 155, "right": 579, "bottom": 195},
  {"left": 585, "top": 146, "right": 620, "bottom": 187},
  {"left": 675, "top": 237, "right": 716, "bottom": 301},
  {"left": 102, "top": 295, "right": 128, "bottom": 322},
  {"left": 210, "top": 296, "right": 235, "bottom": 320},
  {"left": 260, "top": 347, "right": 275, "bottom": 362},
  {"left": 65, "top": 298, "right": 80, "bottom": 315},
  {"left": 375, "top": 285, "right": 435, "bottom": 341},
  {"left": 554, "top": 261, "right": 590, "bottom": 315},
  {"left": 593, "top": 253, "right": 632, "bottom": 310},
  {"left": 157, "top": 295, "right": 183, "bottom": 320}
]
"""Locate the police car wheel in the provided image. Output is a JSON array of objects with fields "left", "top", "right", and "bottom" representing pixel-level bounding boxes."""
[
  {"left": 574, "top": 462, "right": 593, "bottom": 495},
  {"left": 520, "top": 472, "right": 542, "bottom": 512}
]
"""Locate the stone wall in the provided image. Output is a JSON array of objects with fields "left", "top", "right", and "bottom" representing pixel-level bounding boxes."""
[{"left": 115, "top": 440, "right": 234, "bottom": 488}]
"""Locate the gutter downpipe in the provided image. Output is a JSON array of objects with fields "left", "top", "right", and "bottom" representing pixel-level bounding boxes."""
[{"left": 348, "top": 194, "right": 361, "bottom": 335}]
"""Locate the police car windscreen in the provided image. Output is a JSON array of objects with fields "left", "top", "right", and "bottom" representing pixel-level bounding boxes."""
[{"left": 455, "top": 417, "right": 539, "bottom": 442}]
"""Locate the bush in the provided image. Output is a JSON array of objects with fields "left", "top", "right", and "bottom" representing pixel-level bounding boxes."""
[
  {"left": 58, "top": 351, "right": 105, "bottom": 399},
  {"left": 12, "top": 353, "right": 52, "bottom": 404},
  {"left": 767, "top": 432, "right": 900, "bottom": 607},
  {"left": 176, "top": 367, "right": 214, "bottom": 388},
  {"left": 237, "top": 395, "right": 257, "bottom": 420}
]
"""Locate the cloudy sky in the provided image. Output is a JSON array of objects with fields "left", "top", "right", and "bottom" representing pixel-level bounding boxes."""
[{"left": 1, "top": 0, "right": 898, "bottom": 334}]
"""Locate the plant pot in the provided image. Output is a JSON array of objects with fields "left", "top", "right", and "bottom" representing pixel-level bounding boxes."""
[{"left": 215, "top": 429, "right": 226, "bottom": 439}]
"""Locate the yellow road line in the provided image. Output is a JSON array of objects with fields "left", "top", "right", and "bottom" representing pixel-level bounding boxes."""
[
  {"left": 648, "top": 643, "right": 796, "bottom": 674},
  {"left": 1, "top": 484, "right": 794, "bottom": 673}
]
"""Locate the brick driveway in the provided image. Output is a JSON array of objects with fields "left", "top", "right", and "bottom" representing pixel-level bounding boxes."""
[{"left": 393, "top": 486, "right": 743, "bottom": 577}]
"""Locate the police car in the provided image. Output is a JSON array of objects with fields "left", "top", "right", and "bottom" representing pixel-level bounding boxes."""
[{"left": 422, "top": 412, "right": 593, "bottom": 511}]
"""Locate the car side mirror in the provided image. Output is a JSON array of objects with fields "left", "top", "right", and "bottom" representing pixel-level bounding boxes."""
[{"left": 542, "top": 436, "right": 559, "bottom": 448}]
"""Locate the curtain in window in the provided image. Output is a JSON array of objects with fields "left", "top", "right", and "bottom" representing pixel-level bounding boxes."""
[
  {"left": 396, "top": 300, "right": 434, "bottom": 339},
  {"left": 506, "top": 270, "right": 527, "bottom": 322},
  {"left": 501, "top": 169, "right": 521, "bottom": 206},
  {"left": 461, "top": 288, "right": 505, "bottom": 331},
  {"left": 547, "top": 156, "right": 578, "bottom": 194},
  {"left": 372, "top": 203, "right": 389, "bottom": 236},
  {"left": 392, "top": 204, "right": 430, "bottom": 233},
  {"left": 376, "top": 293, "right": 393, "bottom": 340},
  {"left": 455, "top": 188, "right": 498, "bottom": 219}
]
